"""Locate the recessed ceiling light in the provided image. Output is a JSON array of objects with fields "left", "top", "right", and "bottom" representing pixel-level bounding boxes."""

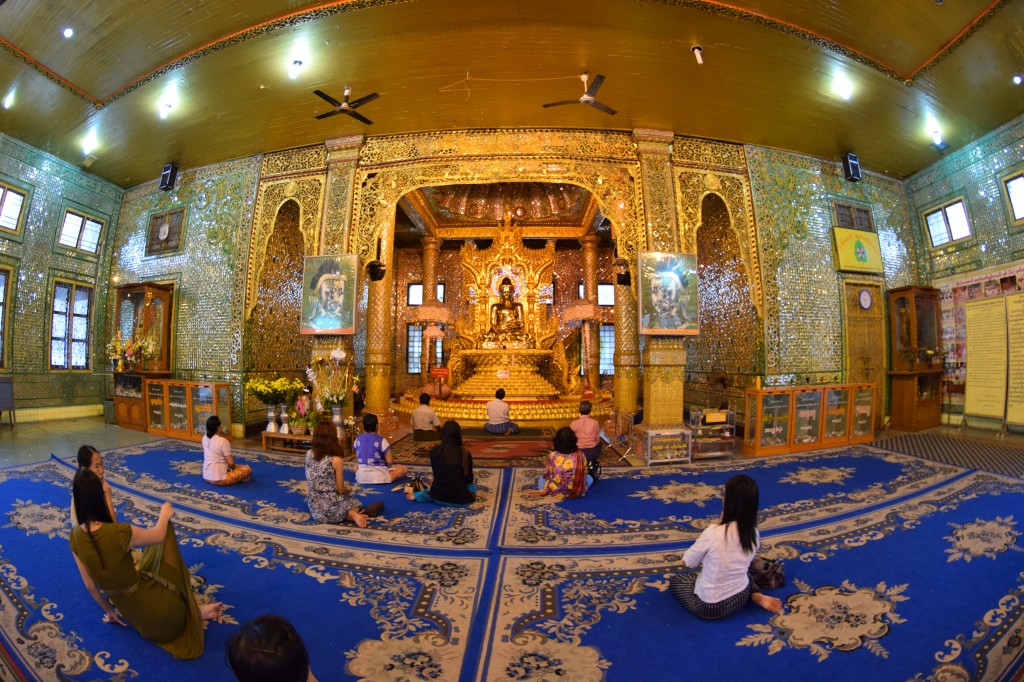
[
  {"left": 159, "top": 102, "right": 173, "bottom": 119},
  {"left": 63, "top": 27, "right": 74, "bottom": 39},
  {"left": 2, "top": 91, "right": 13, "bottom": 109},
  {"left": 288, "top": 59, "right": 304, "bottom": 79},
  {"left": 81, "top": 129, "right": 99, "bottom": 155},
  {"left": 1014, "top": 75, "right": 1022, "bottom": 85},
  {"left": 831, "top": 72, "right": 854, "bottom": 100}
]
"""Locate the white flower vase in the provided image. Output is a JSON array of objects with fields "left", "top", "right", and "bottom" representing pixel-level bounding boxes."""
[
  {"left": 278, "top": 404, "right": 291, "bottom": 434},
  {"left": 265, "top": 404, "right": 278, "bottom": 433},
  {"left": 331, "top": 406, "right": 344, "bottom": 440}
]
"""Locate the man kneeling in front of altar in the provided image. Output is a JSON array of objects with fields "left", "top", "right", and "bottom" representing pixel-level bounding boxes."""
[{"left": 485, "top": 388, "right": 519, "bottom": 435}]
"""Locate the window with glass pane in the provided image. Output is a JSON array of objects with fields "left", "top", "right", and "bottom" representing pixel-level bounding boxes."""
[
  {"left": 58, "top": 210, "right": 103, "bottom": 253},
  {"left": 924, "top": 199, "right": 972, "bottom": 248},
  {"left": 407, "top": 324, "right": 422, "bottom": 373},
  {"left": 0, "top": 268, "right": 7, "bottom": 367},
  {"left": 436, "top": 283, "right": 445, "bottom": 302},
  {"left": 0, "top": 184, "right": 26, "bottom": 233},
  {"left": 50, "top": 281, "right": 92, "bottom": 369},
  {"left": 408, "top": 284, "right": 424, "bottom": 305},
  {"left": 1005, "top": 173, "right": 1024, "bottom": 222},
  {"left": 599, "top": 324, "right": 615, "bottom": 374}
]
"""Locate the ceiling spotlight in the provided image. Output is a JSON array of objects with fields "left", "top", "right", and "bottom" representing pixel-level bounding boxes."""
[
  {"left": 1014, "top": 75, "right": 1022, "bottom": 85},
  {"left": 288, "top": 59, "right": 304, "bottom": 79},
  {"left": 159, "top": 102, "right": 173, "bottom": 119},
  {"left": 691, "top": 46, "right": 704, "bottom": 65},
  {"left": 62, "top": 27, "right": 74, "bottom": 39},
  {"left": 2, "top": 91, "right": 13, "bottom": 109}
]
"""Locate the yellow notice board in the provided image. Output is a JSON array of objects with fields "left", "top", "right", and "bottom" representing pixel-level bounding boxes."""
[
  {"left": 964, "top": 297, "right": 1007, "bottom": 420},
  {"left": 832, "top": 228, "right": 884, "bottom": 274},
  {"left": 1006, "top": 293, "right": 1024, "bottom": 426}
]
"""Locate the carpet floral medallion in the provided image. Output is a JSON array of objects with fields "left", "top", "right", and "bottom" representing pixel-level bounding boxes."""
[{"left": 0, "top": 440, "right": 1022, "bottom": 680}]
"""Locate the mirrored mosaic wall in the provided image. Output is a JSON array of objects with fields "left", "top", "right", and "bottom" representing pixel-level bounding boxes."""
[
  {"left": 112, "top": 156, "right": 260, "bottom": 419},
  {"left": 904, "top": 114, "right": 1024, "bottom": 277},
  {"left": 0, "top": 133, "right": 122, "bottom": 408},
  {"left": 745, "top": 145, "right": 918, "bottom": 385}
]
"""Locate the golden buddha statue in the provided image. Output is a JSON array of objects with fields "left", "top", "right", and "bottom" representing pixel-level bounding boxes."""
[{"left": 485, "top": 277, "right": 529, "bottom": 344}]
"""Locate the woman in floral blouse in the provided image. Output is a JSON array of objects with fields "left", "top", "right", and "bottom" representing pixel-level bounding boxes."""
[{"left": 526, "top": 427, "right": 591, "bottom": 500}]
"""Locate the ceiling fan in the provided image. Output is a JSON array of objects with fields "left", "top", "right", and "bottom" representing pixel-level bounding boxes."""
[
  {"left": 542, "top": 72, "right": 617, "bottom": 115},
  {"left": 313, "top": 85, "right": 379, "bottom": 125}
]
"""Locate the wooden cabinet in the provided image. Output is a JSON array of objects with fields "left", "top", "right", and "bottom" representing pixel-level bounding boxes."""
[
  {"left": 888, "top": 285, "right": 942, "bottom": 431},
  {"left": 145, "top": 378, "right": 232, "bottom": 441},
  {"left": 743, "top": 383, "right": 876, "bottom": 456},
  {"left": 114, "top": 283, "right": 173, "bottom": 372},
  {"left": 114, "top": 371, "right": 171, "bottom": 431}
]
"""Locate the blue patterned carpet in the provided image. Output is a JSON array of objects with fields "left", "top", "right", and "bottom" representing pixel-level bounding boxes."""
[{"left": 1, "top": 439, "right": 1023, "bottom": 681}]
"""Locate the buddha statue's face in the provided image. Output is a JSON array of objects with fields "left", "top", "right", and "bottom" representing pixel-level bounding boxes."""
[
  {"left": 500, "top": 283, "right": 515, "bottom": 302},
  {"left": 650, "top": 272, "right": 684, "bottom": 317}
]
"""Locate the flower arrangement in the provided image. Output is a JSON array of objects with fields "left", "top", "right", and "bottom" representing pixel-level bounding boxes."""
[
  {"left": 139, "top": 331, "right": 160, "bottom": 361},
  {"left": 105, "top": 331, "right": 124, "bottom": 368},
  {"left": 246, "top": 377, "right": 305, "bottom": 406},
  {"left": 306, "top": 349, "right": 360, "bottom": 410}
]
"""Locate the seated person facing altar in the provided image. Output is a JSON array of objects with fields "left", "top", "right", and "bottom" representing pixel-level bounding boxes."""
[{"left": 484, "top": 277, "right": 531, "bottom": 346}]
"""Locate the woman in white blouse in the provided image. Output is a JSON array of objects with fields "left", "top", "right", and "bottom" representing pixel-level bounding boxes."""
[
  {"left": 670, "top": 474, "right": 782, "bottom": 619},
  {"left": 202, "top": 416, "right": 252, "bottom": 485}
]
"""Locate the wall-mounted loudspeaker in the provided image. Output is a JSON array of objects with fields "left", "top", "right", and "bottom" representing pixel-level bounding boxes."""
[
  {"left": 616, "top": 272, "right": 631, "bottom": 286},
  {"left": 841, "top": 153, "right": 862, "bottom": 182},
  {"left": 366, "top": 261, "right": 387, "bottom": 281},
  {"left": 159, "top": 163, "right": 178, "bottom": 191}
]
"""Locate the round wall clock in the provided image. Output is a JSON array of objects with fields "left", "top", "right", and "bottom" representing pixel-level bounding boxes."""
[{"left": 858, "top": 289, "right": 873, "bottom": 310}]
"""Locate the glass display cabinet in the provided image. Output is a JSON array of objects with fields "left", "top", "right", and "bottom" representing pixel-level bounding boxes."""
[
  {"left": 743, "top": 383, "right": 875, "bottom": 455},
  {"left": 114, "top": 282, "right": 174, "bottom": 372},
  {"left": 145, "top": 378, "right": 231, "bottom": 441},
  {"left": 888, "top": 285, "right": 942, "bottom": 431}
]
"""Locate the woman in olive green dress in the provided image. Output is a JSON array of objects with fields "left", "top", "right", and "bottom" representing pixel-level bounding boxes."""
[{"left": 69, "top": 468, "right": 224, "bottom": 659}]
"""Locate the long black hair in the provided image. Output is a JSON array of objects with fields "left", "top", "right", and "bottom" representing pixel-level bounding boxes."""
[
  {"left": 72, "top": 468, "right": 115, "bottom": 568},
  {"left": 435, "top": 420, "right": 464, "bottom": 466},
  {"left": 720, "top": 474, "right": 760, "bottom": 553}
]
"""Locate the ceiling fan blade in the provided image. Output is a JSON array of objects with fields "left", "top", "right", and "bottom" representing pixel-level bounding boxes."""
[
  {"left": 585, "top": 74, "right": 606, "bottom": 98},
  {"left": 346, "top": 109, "right": 374, "bottom": 125},
  {"left": 542, "top": 100, "right": 581, "bottom": 108},
  {"left": 348, "top": 92, "right": 379, "bottom": 109},
  {"left": 588, "top": 100, "right": 617, "bottom": 116},
  {"left": 313, "top": 89, "right": 342, "bottom": 108},
  {"left": 315, "top": 109, "right": 344, "bottom": 120}
]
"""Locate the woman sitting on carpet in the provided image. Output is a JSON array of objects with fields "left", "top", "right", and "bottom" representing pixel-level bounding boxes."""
[
  {"left": 305, "top": 421, "right": 383, "bottom": 527},
  {"left": 526, "top": 427, "right": 591, "bottom": 500},
  {"left": 202, "top": 416, "right": 252, "bottom": 486},
  {"left": 69, "top": 468, "right": 224, "bottom": 659},
  {"left": 73, "top": 445, "right": 116, "bottom": 522},
  {"left": 353, "top": 413, "right": 408, "bottom": 484},
  {"left": 669, "top": 474, "right": 783, "bottom": 620},
  {"left": 407, "top": 420, "right": 476, "bottom": 506}
]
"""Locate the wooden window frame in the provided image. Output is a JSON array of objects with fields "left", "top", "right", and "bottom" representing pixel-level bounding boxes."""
[
  {"left": 999, "top": 164, "right": 1024, "bottom": 233},
  {"left": 921, "top": 197, "right": 973, "bottom": 249},
  {"left": 56, "top": 208, "right": 104, "bottom": 255},
  {"left": 0, "top": 181, "right": 28, "bottom": 238},
  {"left": 50, "top": 279, "right": 93, "bottom": 371}
]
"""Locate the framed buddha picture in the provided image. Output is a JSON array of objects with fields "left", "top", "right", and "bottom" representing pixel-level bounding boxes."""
[
  {"left": 638, "top": 251, "right": 699, "bottom": 336},
  {"left": 300, "top": 254, "right": 357, "bottom": 335}
]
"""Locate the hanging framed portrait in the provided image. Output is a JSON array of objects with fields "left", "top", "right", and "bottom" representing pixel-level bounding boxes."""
[
  {"left": 300, "top": 254, "right": 357, "bottom": 335},
  {"left": 638, "top": 251, "right": 699, "bottom": 335}
]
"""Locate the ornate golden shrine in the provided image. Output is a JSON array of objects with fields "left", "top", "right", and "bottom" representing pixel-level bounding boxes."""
[{"left": 447, "top": 219, "right": 574, "bottom": 400}]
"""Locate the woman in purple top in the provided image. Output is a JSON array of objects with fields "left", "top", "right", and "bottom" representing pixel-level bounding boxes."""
[{"left": 353, "top": 413, "right": 408, "bottom": 484}]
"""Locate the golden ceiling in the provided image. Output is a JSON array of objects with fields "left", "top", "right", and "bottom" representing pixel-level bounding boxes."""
[{"left": 1, "top": 0, "right": 1022, "bottom": 186}]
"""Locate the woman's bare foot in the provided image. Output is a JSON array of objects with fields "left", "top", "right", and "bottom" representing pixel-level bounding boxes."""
[
  {"left": 752, "top": 592, "right": 783, "bottom": 614},
  {"left": 347, "top": 510, "right": 368, "bottom": 527},
  {"left": 405, "top": 492, "right": 415, "bottom": 501},
  {"left": 200, "top": 602, "right": 225, "bottom": 621}
]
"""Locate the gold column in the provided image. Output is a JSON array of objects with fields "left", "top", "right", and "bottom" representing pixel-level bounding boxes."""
[
  {"left": 643, "top": 338, "right": 687, "bottom": 426},
  {"left": 581, "top": 235, "right": 601, "bottom": 391},
  {"left": 634, "top": 128, "right": 686, "bottom": 420},
  {"left": 420, "top": 235, "right": 441, "bottom": 383},
  {"left": 364, "top": 225, "right": 395, "bottom": 412},
  {"left": 633, "top": 128, "right": 679, "bottom": 252},
  {"left": 322, "top": 135, "right": 364, "bottom": 255},
  {"left": 614, "top": 275, "right": 641, "bottom": 416}
]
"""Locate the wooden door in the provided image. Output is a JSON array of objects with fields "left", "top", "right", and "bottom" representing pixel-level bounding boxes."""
[{"left": 844, "top": 282, "right": 886, "bottom": 431}]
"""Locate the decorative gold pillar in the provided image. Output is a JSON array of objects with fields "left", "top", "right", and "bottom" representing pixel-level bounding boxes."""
[
  {"left": 614, "top": 276, "right": 641, "bottom": 416},
  {"left": 420, "top": 235, "right": 441, "bottom": 383},
  {"left": 322, "top": 136, "right": 364, "bottom": 255},
  {"left": 580, "top": 235, "right": 601, "bottom": 391},
  {"left": 364, "top": 226, "right": 395, "bottom": 412},
  {"left": 643, "top": 339, "right": 687, "bottom": 426},
  {"left": 633, "top": 128, "right": 679, "bottom": 252}
]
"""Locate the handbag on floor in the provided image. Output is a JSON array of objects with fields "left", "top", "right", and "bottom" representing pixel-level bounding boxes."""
[
  {"left": 749, "top": 556, "right": 785, "bottom": 590},
  {"left": 404, "top": 474, "right": 428, "bottom": 495},
  {"left": 587, "top": 457, "right": 602, "bottom": 483}
]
